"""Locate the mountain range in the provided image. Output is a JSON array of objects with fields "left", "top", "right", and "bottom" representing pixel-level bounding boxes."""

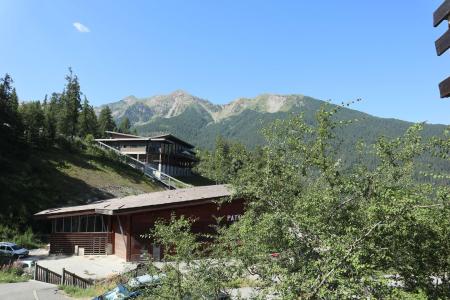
[{"left": 97, "top": 90, "right": 447, "bottom": 150}]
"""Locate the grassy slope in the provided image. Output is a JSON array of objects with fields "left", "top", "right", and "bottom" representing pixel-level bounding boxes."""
[
  {"left": 0, "top": 140, "right": 163, "bottom": 230},
  {"left": 41, "top": 147, "right": 162, "bottom": 206}
]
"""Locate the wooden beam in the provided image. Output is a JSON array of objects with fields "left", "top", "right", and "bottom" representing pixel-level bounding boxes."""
[
  {"left": 436, "top": 29, "right": 450, "bottom": 55},
  {"left": 434, "top": 0, "right": 450, "bottom": 27},
  {"left": 439, "top": 76, "right": 450, "bottom": 98}
]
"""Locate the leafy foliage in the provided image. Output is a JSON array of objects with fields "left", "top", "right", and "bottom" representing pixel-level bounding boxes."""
[
  {"left": 0, "top": 263, "right": 30, "bottom": 283},
  {"left": 148, "top": 105, "right": 450, "bottom": 299},
  {"left": 195, "top": 136, "right": 250, "bottom": 184},
  {"left": 142, "top": 215, "right": 239, "bottom": 300}
]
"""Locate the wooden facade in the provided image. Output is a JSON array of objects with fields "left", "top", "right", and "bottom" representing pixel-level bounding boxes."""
[
  {"left": 49, "top": 232, "right": 112, "bottom": 255},
  {"left": 35, "top": 185, "right": 244, "bottom": 262}
]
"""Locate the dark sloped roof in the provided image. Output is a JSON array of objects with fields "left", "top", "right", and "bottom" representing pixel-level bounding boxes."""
[
  {"left": 101, "top": 131, "right": 195, "bottom": 148},
  {"left": 34, "top": 185, "right": 231, "bottom": 218}
]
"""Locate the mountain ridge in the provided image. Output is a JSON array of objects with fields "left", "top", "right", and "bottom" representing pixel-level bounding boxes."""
[
  {"left": 97, "top": 90, "right": 313, "bottom": 124},
  {"left": 97, "top": 91, "right": 448, "bottom": 150}
]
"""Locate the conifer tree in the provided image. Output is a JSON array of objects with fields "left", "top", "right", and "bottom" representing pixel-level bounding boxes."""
[
  {"left": 0, "top": 74, "right": 21, "bottom": 133},
  {"left": 19, "top": 101, "right": 45, "bottom": 147},
  {"left": 43, "top": 93, "right": 59, "bottom": 143},
  {"left": 118, "top": 117, "right": 131, "bottom": 134},
  {"left": 98, "top": 106, "right": 116, "bottom": 137},
  {"left": 58, "top": 68, "right": 81, "bottom": 138},
  {"left": 78, "top": 96, "right": 98, "bottom": 138}
]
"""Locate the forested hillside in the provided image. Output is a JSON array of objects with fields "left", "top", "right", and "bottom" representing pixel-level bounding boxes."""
[{"left": 0, "top": 72, "right": 161, "bottom": 235}]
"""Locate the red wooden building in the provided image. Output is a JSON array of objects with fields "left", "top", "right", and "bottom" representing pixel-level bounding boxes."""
[{"left": 34, "top": 185, "right": 244, "bottom": 261}]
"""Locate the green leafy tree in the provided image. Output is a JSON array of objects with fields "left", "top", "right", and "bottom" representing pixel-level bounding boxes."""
[
  {"left": 155, "top": 105, "right": 449, "bottom": 299},
  {"left": 78, "top": 96, "right": 98, "bottom": 138},
  {"left": 58, "top": 68, "right": 81, "bottom": 138},
  {"left": 118, "top": 117, "right": 131, "bottom": 134},
  {"left": 224, "top": 107, "right": 450, "bottom": 299},
  {"left": 98, "top": 106, "right": 116, "bottom": 137},
  {"left": 143, "top": 215, "right": 238, "bottom": 300}
]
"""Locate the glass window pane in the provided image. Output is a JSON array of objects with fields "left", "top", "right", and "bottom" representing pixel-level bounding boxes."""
[
  {"left": 95, "top": 216, "right": 103, "bottom": 232},
  {"left": 56, "top": 218, "right": 63, "bottom": 232},
  {"left": 63, "top": 217, "right": 71, "bottom": 232},
  {"left": 72, "top": 216, "right": 79, "bottom": 232},
  {"left": 87, "top": 216, "right": 95, "bottom": 232},
  {"left": 79, "top": 216, "right": 87, "bottom": 232}
]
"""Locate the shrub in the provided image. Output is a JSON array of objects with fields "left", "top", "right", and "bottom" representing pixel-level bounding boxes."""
[
  {"left": 0, "top": 225, "right": 41, "bottom": 249},
  {"left": 0, "top": 263, "right": 29, "bottom": 283}
]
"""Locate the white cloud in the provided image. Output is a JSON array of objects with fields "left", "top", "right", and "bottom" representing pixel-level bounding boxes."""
[{"left": 73, "top": 22, "right": 90, "bottom": 33}]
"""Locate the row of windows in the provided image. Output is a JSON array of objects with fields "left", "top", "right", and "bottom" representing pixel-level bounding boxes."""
[{"left": 52, "top": 215, "right": 108, "bottom": 233}]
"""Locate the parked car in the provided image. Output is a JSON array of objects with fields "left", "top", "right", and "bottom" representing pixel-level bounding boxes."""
[{"left": 0, "top": 242, "right": 29, "bottom": 259}]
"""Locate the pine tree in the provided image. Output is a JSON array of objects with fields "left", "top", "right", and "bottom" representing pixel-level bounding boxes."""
[
  {"left": 20, "top": 101, "right": 45, "bottom": 147},
  {"left": 58, "top": 68, "right": 81, "bottom": 138},
  {"left": 43, "top": 93, "right": 59, "bottom": 143},
  {"left": 118, "top": 117, "right": 131, "bottom": 134},
  {"left": 78, "top": 96, "right": 98, "bottom": 138},
  {"left": 98, "top": 106, "right": 116, "bottom": 137},
  {"left": 0, "top": 74, "right": 21, "bottom": 132}
]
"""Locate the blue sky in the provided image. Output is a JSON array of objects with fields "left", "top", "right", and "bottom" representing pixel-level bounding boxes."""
[{"left": 1, "top": 0, "right": 449, "bottom": 124}]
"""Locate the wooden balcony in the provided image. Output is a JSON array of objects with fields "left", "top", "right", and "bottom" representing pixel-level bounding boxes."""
[{"left": 120, "top": 146, "right": 147, "bottom": 154}]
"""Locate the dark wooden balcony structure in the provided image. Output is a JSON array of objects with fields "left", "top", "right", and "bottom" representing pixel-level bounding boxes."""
[{"left": 434, "top": 0, "right": 450, "bottom": 98}]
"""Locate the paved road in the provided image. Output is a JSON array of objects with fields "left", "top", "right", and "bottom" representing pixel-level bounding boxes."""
[{"left": 0, "top": 280, "right": 71, "bottom": 300}]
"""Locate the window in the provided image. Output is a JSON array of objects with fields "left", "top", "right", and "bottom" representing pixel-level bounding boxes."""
[
  {"left": 63, "top": 217, "right": 71, "bottom": 232},
  {"left": 79, "top": 216, "right": 87, "bottom": 232},
  {"left": 52, "top": 215, "right": 109, "bottom": 233},
  {"left": 95, "top": 216, "right": 104, "bottom": 232},
  {"left": 72, "top": 216, "right": 79, "bottom": 232},
  {"left": 87, "top": 216, "right": 95, "bottom": 232},
  {"left": 56, "top": 218, "right": 63, "bottom": 232}
]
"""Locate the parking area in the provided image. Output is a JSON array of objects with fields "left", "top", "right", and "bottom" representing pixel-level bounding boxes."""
[
  {"left": 28, "top": 249, "right": 138, "bottom": 280},
  {"left": 0, "top": 280, "right": 71, "bottom": 300}
]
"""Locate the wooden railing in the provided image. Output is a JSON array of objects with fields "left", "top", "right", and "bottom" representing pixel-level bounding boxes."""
[
  {"left": 34, "top": 263, "right": 93, "bottom": 288},
  {"left": 34, "top": 264, "right": 62, "bottom": 285},
  {"left": 61, "top": 268, "right": 93, "bottom": 289},
  {"left": 96, "top": 141, "right": 192, "bottom": 190}
]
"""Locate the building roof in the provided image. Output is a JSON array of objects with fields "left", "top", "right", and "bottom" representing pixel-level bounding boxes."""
[
  {"left": 98, "top": 131, "right": 195, "bottom": 149},
  {"left": 105, "top": 131, "right": 144, "bottom": 138},
  {"left": 34, "top": 185, "right": 232, "bottom": 219},
  {"left": 95, "top": 138, "right": 151, "bottom": 142},
  {"left": 149, "top": 134, "right": 195, "bottom": 148}
]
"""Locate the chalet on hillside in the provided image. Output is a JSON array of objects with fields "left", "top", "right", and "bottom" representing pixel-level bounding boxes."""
[
  {"left": 96, "top": 131, "right": 196, "bottom": 177},
  {"left": 34, "top": 185, "right": 244, "bottom": 261}
]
